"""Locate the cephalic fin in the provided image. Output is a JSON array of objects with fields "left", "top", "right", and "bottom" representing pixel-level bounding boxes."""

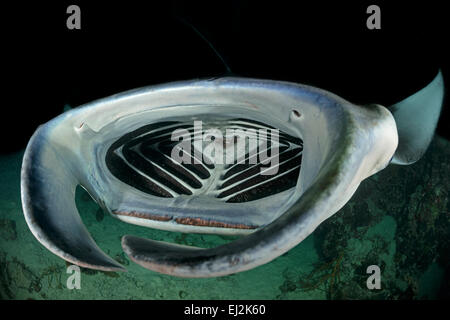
[{"left": 21, "top": 124, "right": 126, "bottom": 272}]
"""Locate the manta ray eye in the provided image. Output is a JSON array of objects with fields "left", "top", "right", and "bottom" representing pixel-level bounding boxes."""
[
  {"left": 292, "top": 109, "right": 301, "bottom": 118},
  {"left": 105, "top": 118, "right": 303, "bottom": 203}
]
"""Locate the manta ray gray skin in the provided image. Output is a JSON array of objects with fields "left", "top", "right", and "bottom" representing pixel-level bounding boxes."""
[{"left": 21, "top": 71, "right": 444, "bottom": 277}]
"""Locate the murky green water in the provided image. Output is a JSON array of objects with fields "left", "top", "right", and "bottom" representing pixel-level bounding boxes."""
[{"left": 1, "top": 136, "right": 449, "bottom": 300}]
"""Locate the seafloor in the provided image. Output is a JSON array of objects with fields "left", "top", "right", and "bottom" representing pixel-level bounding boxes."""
[{"left": 0, "top": 136, "right": 449, "bottom": 300}]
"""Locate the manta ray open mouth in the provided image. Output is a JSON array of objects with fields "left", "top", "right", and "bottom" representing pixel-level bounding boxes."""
[
  {"left": 20, "top": 73, "right": 443, "bottom": 277},
  {"left": 105, "top": 118, "right": 303, "bottom": 231},
  {"left": 106, "top": 118, "right": 303, "bottom": 203}
]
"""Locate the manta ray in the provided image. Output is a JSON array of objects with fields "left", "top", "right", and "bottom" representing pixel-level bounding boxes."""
[{"left": 21, "top": 72, "right": 444, "bottom": 277}]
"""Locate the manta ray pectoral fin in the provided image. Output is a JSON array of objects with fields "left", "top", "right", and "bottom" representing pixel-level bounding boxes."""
[
  {"left": 122, "top": 103, "right": 399, "bottom": 277},
  {"left": 389, "top": 70, "right": 445, "bottom": 165},
  {"left": 21, "top": 124, "right": 126, "bottom": 272}
]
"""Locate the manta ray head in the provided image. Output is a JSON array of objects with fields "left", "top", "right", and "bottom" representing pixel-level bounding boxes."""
[{"left": 20, "top": 73, "right": 443, "bottom": 277}]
